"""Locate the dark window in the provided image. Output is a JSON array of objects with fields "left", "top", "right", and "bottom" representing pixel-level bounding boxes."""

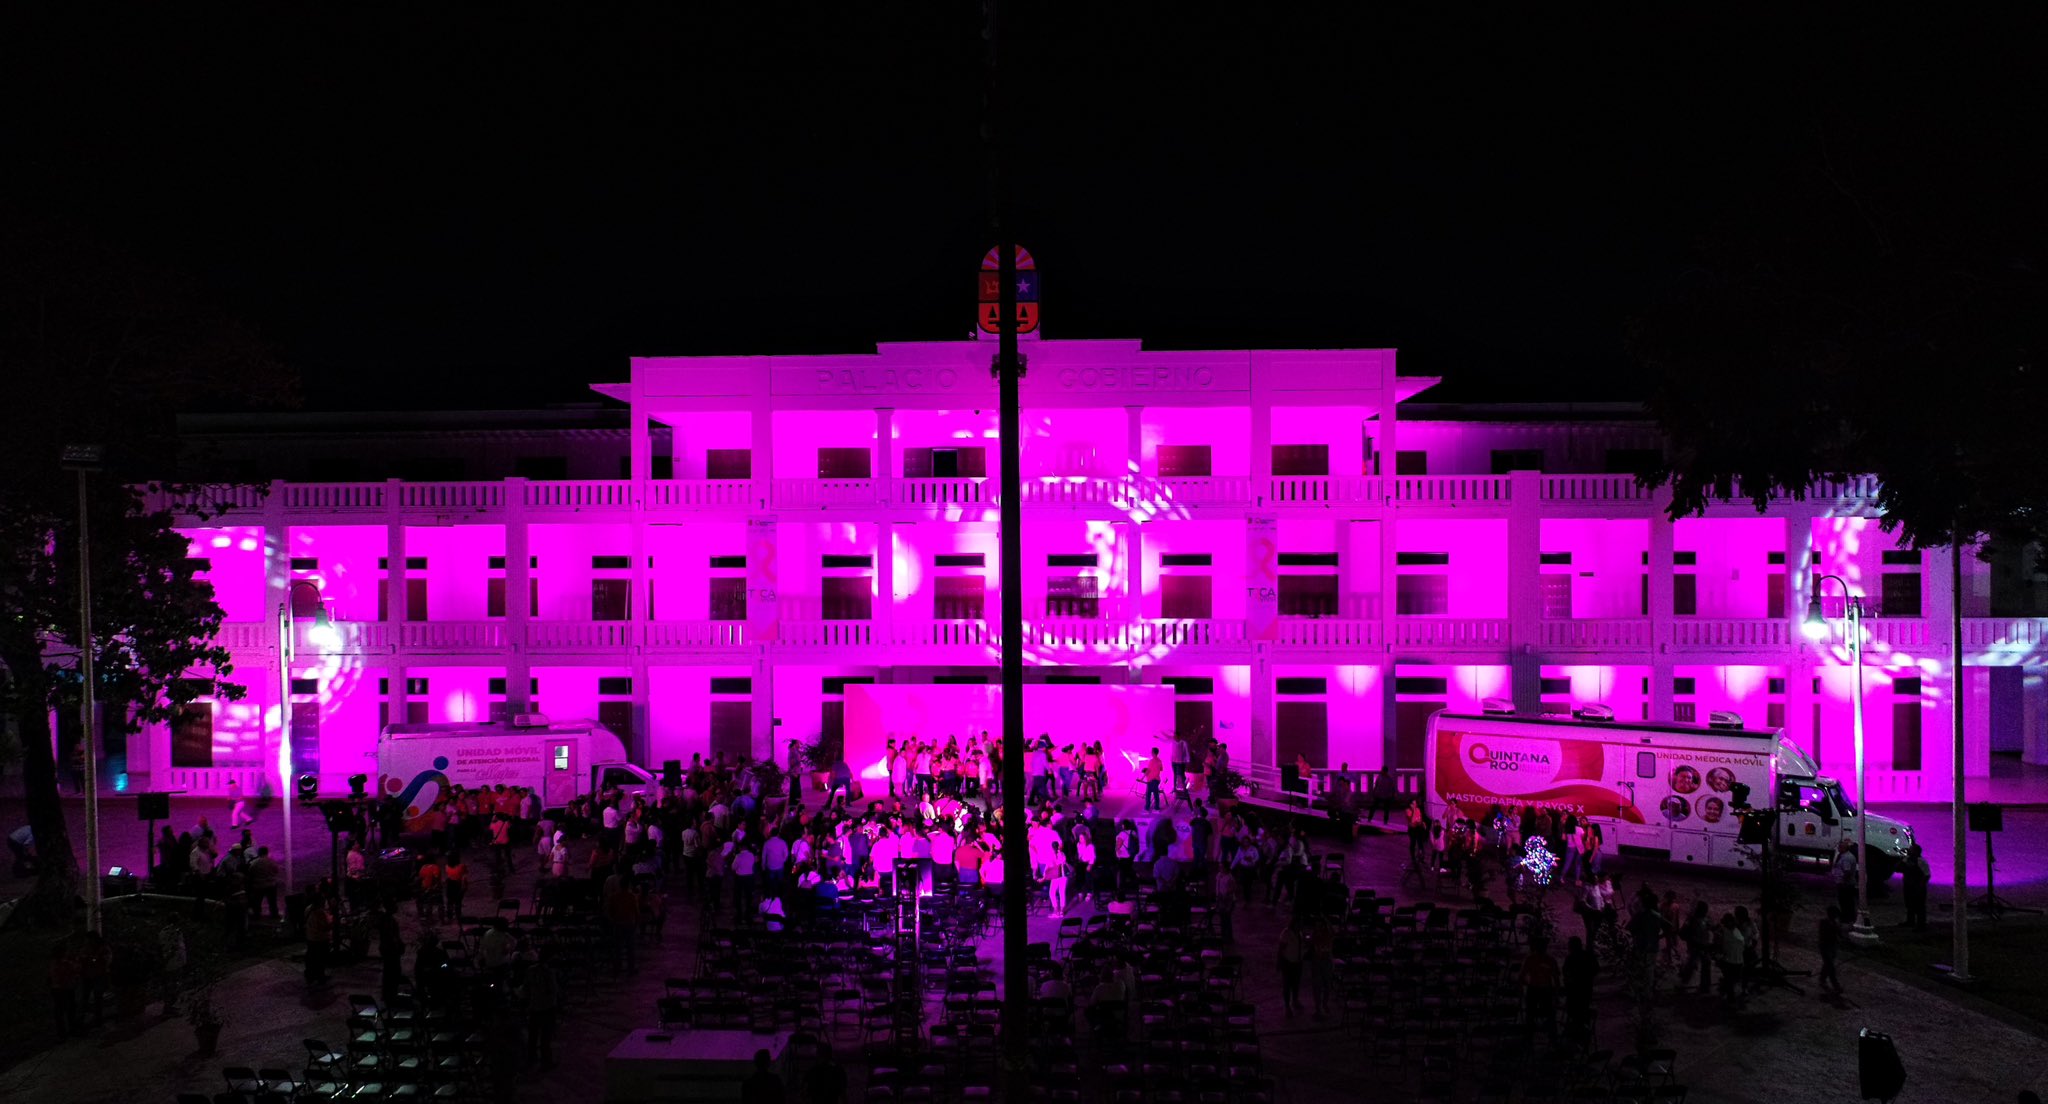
[
  {"left": 1394, "top": 700, "right": 1439, "bottom": 769},
  {"left": 1673, "top": 702, "right": 1697, "bottom": 722},
  {"left": 1271, "top": 444, "right": 1330, "bottom": 476},
  {"left": 1674, "top": 678, "right": 1697, "bottom": 695},
  {"left": 1882, "top": 549, "right": 1922, "bottom": 565},
  {"left": 903, "top": 447, "right": 986, "bottom": 478},
  {"left": 171, "top": 702, "right": 213, "bottom": 768},
  {"left": 706, "top": 449, "right": 752, "bottom": 480},
  {"left": 650, "top": 455, "right": 674, "bottom": 480},
  {"left": 592, "top": 555, "right": 631, "bottom": 570},
  {"left": 399, "top": 458, "right": 466, "bottom": 481},
  {"left": 1394, "top": 450, "right": 1428, "bottom": 476},
  {"left": 1275, "top": 678, "right": 1327, "bottom": 696},
  {"left": 487, "top": 556, "right": 538, "bottom": 570},
  {"left": 1894, "top": 677, "right": 1922, "bottom": 696},
  {"left": 1278, "top": 552, "right": 1339, "bottom": 567},
  {"left": 1393, "top": 677, "right": 1449, "bottom": 696},
  {"left": 817, "top": 448, "right": 871, "bottom": 479},
  {"left": 291, "top": 581, "right": 325, "bottom": 618},
  {"left": 1158, "top": 445, "right": 1213, "bottom": 477},
  {"left": 1045, "top": 675, "right": 1101, "bottom": 684},
  {"left": 598, "top": 701, "right": 635, "bottom": 740},
  {"left": 821, "top": 677, "right": 874, "bottom": 695},
  {"left": 1673, "top": 551, "right": 1698, "bottom": 566},
  {"left": 486, "top": 578, "right": 537, "bottom": 618},
  {"left": 822, "top": 554, "right": 874, "bottom": 569},
  {"left": 379, "top": 578, "right": 428, "bottom": 622},
  {"left": 487, "top": 678, "right": 536, "bottom": 695},
  {"left": 1767, "top": 551, "right": 1787, "bottom": 565},
  {"left": 1541, "top": 574, "right": 1573, "bottom": 619},
  {"left": 710, "top": 701, "right": 753, "bottom": 761},
  {"left": 1162, "top": 677, "right": 1215, "bottom": 695},
  {"left": 1276, "top": 701, "right": 1329, "bottom": 770},
  {"left": 1768, "top": 678, "right": 1787, "bottom": 694},
  {"left": 1604, "top": 448, "right": 1663, "bottom": 474},
  {"left": 1893, "top": 702, "right": 1923, "bottom": 770},
  {"left": 708, "top": 577, "right": 747, "bottom": 621},
  {"left": 934, "top": 674, "right": 991, "bottom": 684},
  {"left": 1673, "top": 574, "right": 1698, "bottom": 616},
  {"left": 1539, "top": 677, "right": 1573, "bottom": 695},
  {"left": 1767, "top": 572, "right": 1788, "bottom": 619},
  {"left": 1637, "top": 752, "right": 1657, "bottom": 779},
  {"left": 515, "top": 456, "right": 569, "bottom": 480},
  {"left": 709, "top": 555, "right": 747, "bottom": 569},
  {"left": 1539, "top": 552, "right": 1572, "bottom": 565},
  {"left": 1176, "top": 700, "right": 1215, "bottom": 764},
  {"left": 597, "top": 677, "right": 632, "bottom": 696},
  {"left": 1160, "top": 553, "right": 1212, "bottom": 567},
  {"left": 591, "top": 579, "right": 632, "bottom": 621},
  {"left": 1046, "top": 575, "right": 1101, "bottom": 618},
  {"left": 1767, "top": 702, "right": 1786, "bottom": 728},
  {"left": 935, "top": 576, "right": 986, "bottom": 620},
  {"left": 289, "top": 557, "right": 319, "bottom": 572},
  {"left": 822, "top": 577, "right": 873, "bottom": 620},
  {"left": 290, "top": 678, "right": 320, "bottom": 696},
  {"left": 1490, "top": 449, "right": 1543, "bottom": 473},
  {"left": 1395, "top": 575, "right": 1448, "bottom": 616},
  {"left": 1279, "top": 575, "right": 1340, "bottom": 617},
  {"left": 1047, "top": 553, "right": 1099, "bottom": 568},
  {"left": 1396, "top": 552, "right": 1451, "bottom": 566},
  {"left": 1881, "top": 572, "right": 1923, "bottom": 618},
  {"left": 934, "top": 553, "right": 985, "bottom": 567},
  {"left": 1160, "top": 575, "right": 1213, "bottom": 619}
]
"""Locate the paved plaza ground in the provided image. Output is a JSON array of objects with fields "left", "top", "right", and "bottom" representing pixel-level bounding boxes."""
[{"left": 1, "top": 781, "right": 2044, "bottom": 1103}]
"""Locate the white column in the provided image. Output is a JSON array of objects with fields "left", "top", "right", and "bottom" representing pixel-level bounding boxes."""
[
  {"left": 2023, "top": 667, "right": 2048, "bottom": 766},
  {"left": 753, "top": 405, "right": 774, "bottom": 511},
  {"left": 1125, "top": 405, "right": 1143, "bottom": 478},
  {"left": 875, "top": 407, "right": 894, "bottom": 504},
  {"left": 748, "top": 517, "right": 780, "bottom": 643},
  {"left": 1647, "top": 494, "right": 1675, "bottom": 722},
  {"left": 385, "top": 480, "right": 407, "bottom": 636},
  {"left": 1507, "top": 471, "right": 1543, "bottom": 712},
  {"left": 876, "top": 521, "right": 896, "bottom": 644},
  {"left": 1120, "top": 521, "right": 1143, "bottom": 622},
  {"left": 1250, "top": 653, "right": 1274, "bottom": 768},
  {"left": 631, "top": 410, "right": 652, "bottom": 483}
]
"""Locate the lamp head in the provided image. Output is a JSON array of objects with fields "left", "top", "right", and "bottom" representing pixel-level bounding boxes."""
[
  {"left": 1801, "top": 596, "right": 1829, "bottom": 640},
  {"left": 307, "top": 608, "right": 341, "bottom": 649}
]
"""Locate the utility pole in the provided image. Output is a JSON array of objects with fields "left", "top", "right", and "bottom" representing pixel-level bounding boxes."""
[
  {"left": 982, "top": 0, "right": 1031, "bottom": 1093},
  {"left": 1950, "top": 539, "right": 1970, "bottom": 981},
  {"left": 63, "top": 444, "right": 106, "bottom": 935}
]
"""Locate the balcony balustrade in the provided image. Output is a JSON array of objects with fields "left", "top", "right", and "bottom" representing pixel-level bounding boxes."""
[
  {"left": 528, "top": 620, "right": 635, "bottom": 649},
  {"left": 895, "top": 478, "right": 991, "bottom": 506},
  {"left": 1390, "top": 476, "right": 1513, "bottom": 506},
  {"left": 1861, "top": 618, "right": 1934, "bottom": 651},
  {"left": 1260, "top": 476, "right": 1383, "bottom": 507},
  {"left": 283, "top": 482, "right": 387, "bottom": 511},
  {"left": 646, "top": 479, "right": 760, "bottom": 510},
  {"left": 1539, "top": 474, "right": 1654, "bottom": 504},
  {"left": 1132, "top": 618, "right": 1248, "bottom": 649},
  {"left": 398, "top": 620, "right": 506, "bottom": 649},
  {"left": 525, "top": 480, "right": 633, "bottom": 511},
  {"left": 1391, "top": 617, "right": 1512, "bottom": 647},
  {"left": 1145, "top": 476, "right": 1254, "bottom": 508},
  {"left": 1018, "top": 478, "right": 1125, "bottom": 508},
  {"left": 645, "top": 620, "right": 749, "bottom": 648},
  {"left": 1963, "top": 617, "right": 2048, "bottom": 659},
  {"left": 897, "top": 619, "right": 994, "bottom": 647},
  {"left": 1668, "top": 619, "right": 1791, "bottom": 650},
  {"left": 1271, "top": 618, "right": 1383, "bottom": 648},
  {"left": 215, "top": 622, "right": 273, "bottom": 651},
  {"left": 772, "top": 479, "right": 878, "bottom": 509},
  {"left": 400, "top": 482, "right": 505, "bottom": 511},
  {"left": 1538, "top": 618, "right": 1651, "bottom": 649},
  {"left": 1026, "top": 619, "right": 1131, "bottom": 650}
]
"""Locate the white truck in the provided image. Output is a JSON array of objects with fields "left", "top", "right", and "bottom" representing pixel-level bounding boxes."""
[
  {"left": 378, "top": 715, "right": 657, "bottom": 831},
  {"left": 1425, "top": 707, "right": 1915, "bottom": 879}
]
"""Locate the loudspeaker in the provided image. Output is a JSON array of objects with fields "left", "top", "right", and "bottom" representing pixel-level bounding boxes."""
[
  {"left": 137, "top": 793, "right": 171, "bottom": 821},
  {"left": 662, "top": 759, "right": 683, "bottom": 788},
  {"left": 1858, "top": 1027, "right": 1906, "bottom": 1102},
  {"left": 1967, "top": 802, "right": 2003, "bottom": 833},
  {"left": 1736, "top": 810, "right": 1772, "bottom": 846},
  {"left": 1280, "top": 765, "right": 1307, "bottom": 794}
]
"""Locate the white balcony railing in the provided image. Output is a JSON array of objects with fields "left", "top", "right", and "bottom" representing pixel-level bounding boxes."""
[
  {"left": 1862, "top": 618, "right": 1934, "bottom": 650},
  {"left": 525, "top": 480, "right": 633, "bottom": 511},
  {"left": 1272, "top": 618, "right": 1383, "bottom": 648},
  {"left": 214, "top": 622, "right": 272, "bottom": 651},
  {"left": 1019, "top": 478, "right": 1124, "bottom": 508},
  {"left": 400, "top": 482, "right": 505, "bottom": 511},
  {"left": 1391, "top": 476, "right": 1513, "bottom": 506},
  {"left": 896, "top": 619, "right": 994, "bottom": 647},
  {"left": 647, "top": 480, "right": 759, "bottom": 510},
  {"left": 1261, "top": 477, "right": 1383, "bottom": 506},
  {"left": 283, "top": 482, "right": 386, "bottom": 511},
  {"left": 398, "top": 621, "right": 506, "bottom": 649},
  {"left": 646, "top": 620, "right": 748, "bottom": 648},
  {"left": 1964, "top": 617, "right": 2048, "bottom": 653},
  {"left": 1027, "top": 619, "right": 1131, "bottom": 649},
  {"left": 896, "top": 478, "right": 992, "bottom": 506},
  {"left": 779, "top": 620, "right": 878, "bottom": 646},
  {"left": 1539, "top": 618, "right": 1652, "bottom": 648},
  {"left": 1669, "top": 619, "right": 1791, "bottom": 650},
  {"left": 1146, "top": 476, "right": 1254, "bottom": 508},
  {"left": 1392, "top": 617, "right": 1511, "bottom": 647},
  {"left": 317, "top": 620, "right": 391, "bottom": 651},
  {"left": 1132, "top": 618, "right": 1248, "bottom": 649},
  {"left": 527, "top": 620, "right": 635, "bottom": 649},
  {"left": 772, "top": 479, "right": 878, "bottom": 508},
  {"left": 1540, "top": 475, "right": 1654, "bottom": 504}
]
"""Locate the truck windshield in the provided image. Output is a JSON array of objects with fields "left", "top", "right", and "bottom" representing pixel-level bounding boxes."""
[{"left": 1824, "top": 781, "right": 1856, "bottom": 818}]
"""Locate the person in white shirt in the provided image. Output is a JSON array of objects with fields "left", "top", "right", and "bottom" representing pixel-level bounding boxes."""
[
  {"left": 928, "top": 827, "right": 956, "bottom": 880},
  {"left": 871, "top": 832, "right": 900, "bottom": 896}
]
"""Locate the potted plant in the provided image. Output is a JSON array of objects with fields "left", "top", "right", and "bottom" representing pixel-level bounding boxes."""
[
  {"left": 753, "top": 757, "right": 786, "bottom": 804},
  {"left": 187, "top": 985, "right": 224, "bottom": 1055},
  {"left": 1209, "top": 765, "right": 1249, "bottom": 809},
  {"left": 797, "top": 740, "right": 832, "bottom": 793}
]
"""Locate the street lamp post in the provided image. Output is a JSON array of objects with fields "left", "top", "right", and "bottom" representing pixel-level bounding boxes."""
[
  {"left": 62, "top": 445, "right": 106, "bottom": 935},
  {"left": 1804, "top": 573, "right": 1880, "bottom": 946},
  {"left": 278, "top": 581, "right": 338, "bottom": 898}
]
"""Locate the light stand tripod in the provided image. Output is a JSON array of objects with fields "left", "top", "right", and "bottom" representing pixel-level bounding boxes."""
[
  {"left": 1740, "top": 806, "right": 1809, "bottom": 995},
  {"left": 1969, "top": 820, "right": 2041, "bottom": 919}
]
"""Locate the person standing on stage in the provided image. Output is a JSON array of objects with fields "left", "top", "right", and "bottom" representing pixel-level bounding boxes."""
[
  {"left": 1141, "top": 748, "right": 1165, "bottom": 811},
  {"left": 1171, "top": 734, "right": 1190, "bottom": 794}
]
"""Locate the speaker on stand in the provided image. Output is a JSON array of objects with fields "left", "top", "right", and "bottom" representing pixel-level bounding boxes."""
[{"left": 1967, "top": 802, "right": 2041, "bottom": 918}]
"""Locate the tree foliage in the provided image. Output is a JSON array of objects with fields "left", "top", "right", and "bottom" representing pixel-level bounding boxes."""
[
  {"left": 1630, "top": 134, "right": 2048, "bottom": 553},
  {"left": 0, "top": 206, "right": 294, "bottom": 923}
]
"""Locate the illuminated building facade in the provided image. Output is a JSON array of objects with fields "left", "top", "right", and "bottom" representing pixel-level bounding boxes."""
[{"left": 139, "top": 339, "right": 2047, "bottom": 803}]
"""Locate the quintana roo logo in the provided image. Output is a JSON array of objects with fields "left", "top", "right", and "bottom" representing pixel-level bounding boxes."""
[
  {"left": 1468, "top": 743, "right": 1491, "bottom": 764},
  {"left": 387, "top": 756, "right": 452, "bottom": 828}
]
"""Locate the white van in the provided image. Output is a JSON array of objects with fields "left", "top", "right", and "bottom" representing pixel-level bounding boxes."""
[{"left": 1425, "top": 708, "right": 1915, "bottom": 878}]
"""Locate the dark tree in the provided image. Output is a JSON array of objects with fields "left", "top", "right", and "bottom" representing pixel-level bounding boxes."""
[{"left": 0, "top": 207, "right": 294, "bottom": 923}]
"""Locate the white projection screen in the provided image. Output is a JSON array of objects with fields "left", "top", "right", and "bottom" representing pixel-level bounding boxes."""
[{"left": 843, "top": 684, "right": 1177, "bottom": 790}]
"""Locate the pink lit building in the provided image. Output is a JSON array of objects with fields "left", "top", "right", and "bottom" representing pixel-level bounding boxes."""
[{"left": 138, "top": 339, "right": 2048, "bottom": 801}]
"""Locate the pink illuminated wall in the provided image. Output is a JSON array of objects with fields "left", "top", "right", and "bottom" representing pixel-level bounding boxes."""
[
  {"left": 771, "top": 410, "right": 873, "bottom": 477},
  {"left": 1395, "top": 520, "right": 1508, "bottom": 618},
  {"left": 1270, "top": 406, "right": 1376, "bottom": 475},
  {"left": 843, "top": 684, "right": 1175, "bottom": 784},
  {"left": 182, "top": 526, "right": 269, "bottom": 622},
  {"left": 1142, "top": 521, "right": 1248, "bottom": 619},
  {"left": 421, "top": 666, "right": 503, "bottom": 724},
  {"left": 1674, "top": 518, "right": 1786, "bottom": 618},
  {"left": 531, "top": 666, "right": 631, "bottom": 728},
  {"left": 892, "top": 523, "right": 999, "bottom": 619},
  {"left": 1017, "top": 518, "right": 1129, "bottom": 620},
  {"left": 1273, "top": 664, "right": 1384, "bottom": 770},
  {"left": 660, "top": 410, "right": 751, "bottom": 478},
  {"left": 1671, "top": 664, "right": 1785, "bottom": 730},
  {"left": 289, "top": 525, "right": 387, "bottom": 623},
  {"left": 1808, "top": 516, "right": 1909, "bottom": 612},
  {"left": 531, "top": 523, "right": 631, "bottom": 620},
  {"left": 647, "top": 664, "right": 756, "bottom": 764},
  {"left": 1139, "top": 407, "right": 1250, "bottom": 476},
  {"left": 1020, "top": 408, "right": 1127, "bottom": 479},
  {"left": 309, "top": 663, "right": 385, "bottom": 789},
  {"left": 892, "top": 409, "right": 998, "bottom": 477},
  {"left": 1538, "top": 520, "right": 1647, "bottom": 619},
  {"left": 778, "top": 522, "right": 882, "bottom": 621},
  {"left": 648, "top": 522, "right": 747, "bottom": 619},
  {"left": 1539, "top": 664, "right": 1650, "bottom": 719},
  {"left": 402, "top": 525, "right": 506, "bottom": 620}
]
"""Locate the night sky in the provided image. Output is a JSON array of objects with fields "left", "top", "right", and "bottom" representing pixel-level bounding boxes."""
[{"left": 5, "top": 7, "right": 2041, "bottom": 410}]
